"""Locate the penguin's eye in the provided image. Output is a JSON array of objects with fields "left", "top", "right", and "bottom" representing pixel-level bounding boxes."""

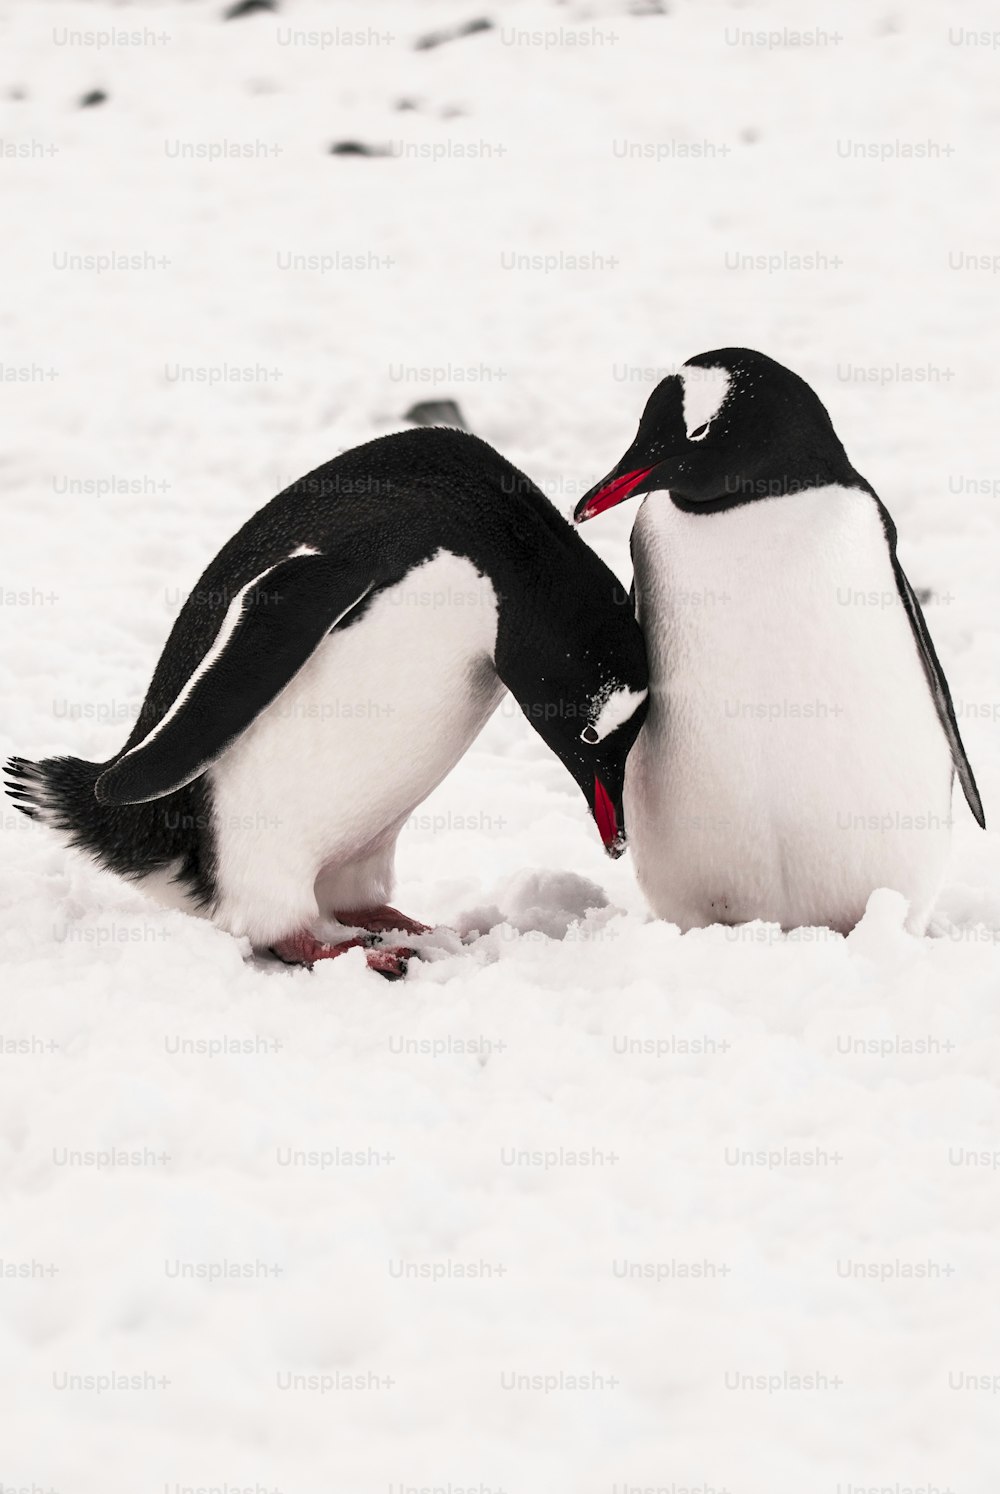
[
  {"left": 580, "top": 685, "right": 648, "bottom": 744},
  {"left": 689, "top": 423, "right": 709, "bottom": 440}
]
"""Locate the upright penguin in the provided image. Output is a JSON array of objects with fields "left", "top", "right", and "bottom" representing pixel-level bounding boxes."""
[
  {"left": 575, "top": 348, "right": 984, "bottom": 935},
  {"left": 8, "top": 428, "right": 648, "bottom": 974}
]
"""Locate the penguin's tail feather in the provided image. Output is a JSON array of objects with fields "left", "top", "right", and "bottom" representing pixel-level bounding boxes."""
[
  {"left": 6, "top": 753, "right": 208, "bottom": 906},
  {"left": 5, "top": 752, "right": 203, "bottom": 878},
  {"left": 6, "top": 753, "right": 106, "bottom": 839},
  {"left": 4, "top": 752, "right": 189, "bottom": 876}
]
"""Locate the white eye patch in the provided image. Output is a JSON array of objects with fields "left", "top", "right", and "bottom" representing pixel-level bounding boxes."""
[
  {"left": 581, "top": 685, "right": 649, "bottom": 743},
  {"left": 679, "top": 364, "right": 730, "bottom": 439}
]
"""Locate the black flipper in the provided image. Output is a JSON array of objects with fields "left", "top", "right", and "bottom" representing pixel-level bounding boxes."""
[
  {"left": 872, "top": 498, "right": 984, "bottom": 827},
  {"left": 894, "top": 561, "right": 984, "bottom": 827},
  {"left": 95, "top": 553, "right": 377, "bottom": 806}
]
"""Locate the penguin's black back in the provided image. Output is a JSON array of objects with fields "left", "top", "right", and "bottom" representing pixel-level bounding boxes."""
[
  {"left": 7, "top": 427, "right": 644, "bottom": 909},
  {"left": 123, "top": 427, "right": 607, "bottom": 755}
]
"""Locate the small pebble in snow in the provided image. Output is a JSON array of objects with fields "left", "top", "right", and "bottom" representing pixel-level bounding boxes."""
[
  {"left": 329, "top": 140, "right": 391, "bottom": 158},
  {"left": 404, "top": 399, "right": 468, "bottom": 430},
  {"left": 79, "top": 90, "right": 108, "bottom": 108},
  {"left": 415, "top": 18, "right": 493, "bottom": 52},
  {"left": 223, "top": 0, "right": 277, "bottom": 18}
]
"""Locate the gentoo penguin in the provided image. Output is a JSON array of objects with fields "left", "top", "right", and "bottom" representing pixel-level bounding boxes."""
[
  {"left": 7, "top": 428, "right": 648, "bottom": 975},
  {"left": 574, "top": 348, "right": 984, "bottom": 935}
]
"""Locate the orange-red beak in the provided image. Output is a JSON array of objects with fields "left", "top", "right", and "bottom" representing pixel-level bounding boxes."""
[
  {"left": 593, "top": 775, "right": 625, "bottom": 857},
  {"left": 575, "top": 467, "right": 655, "bottom": 523}
]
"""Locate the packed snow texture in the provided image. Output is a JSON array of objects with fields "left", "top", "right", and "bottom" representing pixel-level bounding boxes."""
[{"left": 1, "top": 0, "right": 999, "bottom": 1489}]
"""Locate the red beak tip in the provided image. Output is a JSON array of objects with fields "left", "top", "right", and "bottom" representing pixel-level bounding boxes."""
[
  {"left": 577, "top": 467, "right": 655, "bottom": 523},
  {"left": 593, "top": 776, "right": 621, "bottom": 852}
]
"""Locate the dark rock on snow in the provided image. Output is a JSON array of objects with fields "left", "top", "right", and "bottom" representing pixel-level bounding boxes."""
[
  {"left": 223, "top": 0, "right": 277, "bottom": 19},
  {"left": 415, "top": 18, "right": 493, "bottom": 52},
  {"left": 404, "top": 400, "right": 469, "bottom": 431},
  {"left": 328, "top": 140, "right": 391, "bottom": 157}
]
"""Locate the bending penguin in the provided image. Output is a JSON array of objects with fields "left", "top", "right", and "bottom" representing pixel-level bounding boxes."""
[
  {"left": 575, "top": 347, "right": 984, "bottom": 936},
  {"left": 7, "top": 428, "right": 648, "bottom": 976}
]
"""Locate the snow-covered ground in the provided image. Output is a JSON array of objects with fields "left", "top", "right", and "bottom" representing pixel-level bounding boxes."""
[{"left": 2, "top": 0, "right": 999, "bottom": 1487}]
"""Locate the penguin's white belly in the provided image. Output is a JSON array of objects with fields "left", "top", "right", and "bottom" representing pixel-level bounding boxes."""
[
  {"left": 205, "top": 551, "right": 503, "bottom": 943},
  {"left": 626, "top": 485, "right": 953, "bottom": 934}
]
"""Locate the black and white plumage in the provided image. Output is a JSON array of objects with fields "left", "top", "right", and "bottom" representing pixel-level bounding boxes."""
[
  {"left": 575, "top": 348, "right": 983, "bottom": 935},
  {"left": 8, "top": 428, "right": 648, "bottom": 963}
]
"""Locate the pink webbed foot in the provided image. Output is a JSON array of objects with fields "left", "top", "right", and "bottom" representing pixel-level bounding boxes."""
[
  {"left": 270, "top": 927, "right": 415, "bottom": 981},
  {"left": 270, "top": 930, "right": 373, "bottom": 966},
  {"left": 335, "top": 904, "right": 430, "bottom": 937},
  {"left": 363, "top": 945, "right": 413, "bottom": 981},
  {"left": 332, "top": 906, "right": 434, "bottom": 981}
]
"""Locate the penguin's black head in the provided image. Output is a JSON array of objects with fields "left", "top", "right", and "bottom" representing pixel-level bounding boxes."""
[
  {"left": 496, "top": 588, "right": 649, "bottom": 858},
  {"left": 575, "top": 348, "right": 860, "bottom": 521}
]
